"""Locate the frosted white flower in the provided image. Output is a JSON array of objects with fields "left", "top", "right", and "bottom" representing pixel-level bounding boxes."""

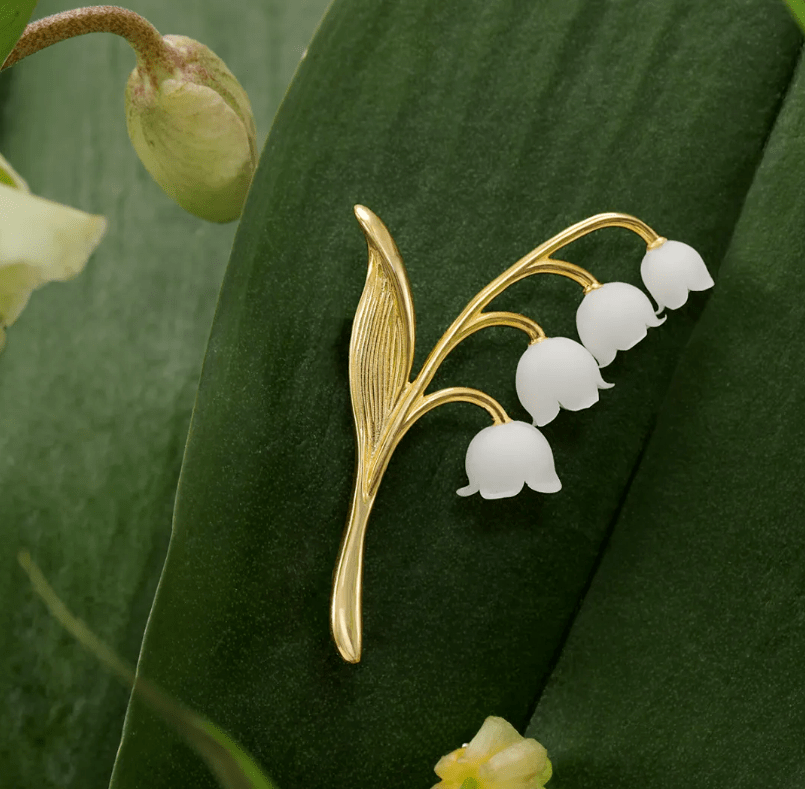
[
  {"left": 576, "top": 281, "right": 665, "bottom": 367},
  {"left": 432, "top": 716, "right": 552, "bottom": 789},
  {"left": 641, "top": 239, "right": 713, "bottom": 312},
  {"left": 0, "top": 154, "right": 107, "bottom": 353},
  {"left": 125, "top": 35, "right": 257, "bottom": 223},
  {"left": 516, "top": 336, "right": 613, "bottom": 426},
  {"left": 457, "top": 420, "right": 560, "bottom": 499}
]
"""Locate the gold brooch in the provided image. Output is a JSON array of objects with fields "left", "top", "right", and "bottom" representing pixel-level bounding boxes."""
[{"left": 331, "top": 207, "right": 713, "bottom": 662}]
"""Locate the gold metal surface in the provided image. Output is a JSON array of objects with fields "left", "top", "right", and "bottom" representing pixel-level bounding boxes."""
[{"left": 331, "top": 207, "right": 663, "bottom": 663}]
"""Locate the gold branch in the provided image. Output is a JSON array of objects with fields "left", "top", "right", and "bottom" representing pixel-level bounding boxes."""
[
  {"left": 404, "top": 386, "right": 510, "bottom": 430},
  {"left": 456, "top": 310, "right": 546, "bottom": 345}
]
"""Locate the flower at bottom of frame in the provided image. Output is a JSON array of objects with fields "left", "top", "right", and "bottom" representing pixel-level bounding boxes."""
[{"left": 432, "top": 716, "right": 553, "bottom": 789}]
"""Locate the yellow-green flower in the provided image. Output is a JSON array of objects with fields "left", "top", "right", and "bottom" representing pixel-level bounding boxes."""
[
  {"left": 125, "top": 35, "right": 257, "bottom": 223},
  {"left": 432, "top": 716, "right": 552, "bottom": 789},
  {"left": 0, "top": 153, "right": 107, "bottom": 352}
]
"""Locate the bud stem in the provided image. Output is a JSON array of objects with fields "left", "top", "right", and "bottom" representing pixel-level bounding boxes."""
[{"left": 1, "top": 5, "right": 177, "bottom": 73}]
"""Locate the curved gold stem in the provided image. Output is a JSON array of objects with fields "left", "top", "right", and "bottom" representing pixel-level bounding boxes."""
[
  {"left": 525, "top": 259, "right": 601, "bottom": 292},
  {"left": 404, "top": 387, "right": 510, "bottom": 429},
  {"left": 330, "top": 480, "right": 375, "bottom": 663},
  {"left": 457, "top": 311, "right": 546, "bottom": 344}
]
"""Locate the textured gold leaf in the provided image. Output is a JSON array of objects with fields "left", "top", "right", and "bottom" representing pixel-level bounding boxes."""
[{"left": 349, "top": 206, "right": 416, "bottom": 463}]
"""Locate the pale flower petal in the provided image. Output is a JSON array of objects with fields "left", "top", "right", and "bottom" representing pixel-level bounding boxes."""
[
  {"left": 516, "top": 336, "right": 613, "bottom": 426},
  {"left": 0, "top": 182, "right": 107, "bottom": 349},
  {"left": 576, "top": 281, "right": 665, "bottom": 367},
  {"left": 434, "top": 748, "right": 466, "bottom": 779},
  {"left": 464, "top": 717, "right": 523, "bottom": 762},
  {"left": 480, "top": 739, "right": 550, "bottom": 782},
  {"left": 457, "top": 422, "right": 561, "bottom": 499},
  {"left": 640, "top": 239, "right": 714, "bottom": 312}
]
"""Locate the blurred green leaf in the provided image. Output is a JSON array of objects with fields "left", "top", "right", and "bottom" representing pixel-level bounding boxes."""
[
  {"left": 18, "top": 551, "right": 278, "bottom": 789},
  {"left": 0, "top": 2, "right": 331, "bottom": 788},
  {"left": 107, "top": 1, "right": 804, "bottom": 789},
  {"left": 0, "top": 0, "right": 37, "bottom": 65}
]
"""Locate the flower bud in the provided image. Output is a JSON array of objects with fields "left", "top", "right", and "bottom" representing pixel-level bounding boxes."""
[{"left": 125, "top": 35, "right": 257, "bottom": 223}]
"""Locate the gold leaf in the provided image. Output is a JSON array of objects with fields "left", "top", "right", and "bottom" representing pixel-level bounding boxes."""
[{"left": 349, "top": 206, "right": 416, "bottom": 466}]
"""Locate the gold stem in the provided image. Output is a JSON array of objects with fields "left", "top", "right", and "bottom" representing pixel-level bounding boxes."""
[
  {"left": 1, "top": 6, "right": 176, "bottom": 71},
  {"left": 330, "top": 481, "right": 376, "bottom": 663},
  {"left": 457, "top": 310, "right": 546, "bottom": 344},
  {"left": 404, "top": 387, "right": 510, "bottom": 428}
]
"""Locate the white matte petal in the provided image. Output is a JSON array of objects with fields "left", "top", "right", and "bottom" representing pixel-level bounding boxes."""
[
  {"left": 516, "top": 336, "right": 611, "bottom": 424},
  {"left": 641, "top": 239, "right": 714, "bottom": 311},
  {"left": 458, "top": 421, "right": 561, "bottom": 499},
  {"left": 526, "top": 468, "right": 561, "bottom": 494},
  {"left": 530, "top": 397, "right": 561, "bottom": 428},
  {"left": 576, "top": 282, "right": 665, "bottom": 367}
]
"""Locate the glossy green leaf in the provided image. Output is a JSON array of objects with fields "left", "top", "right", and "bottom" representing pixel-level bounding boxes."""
[
  {"left": 0, "top": 2, "right": 330, "bottom": 788},
  {"left": 18, "top": 551, "right": 278, "bottom": 789},
  {"left": 526, "top": 48, "right": 805, "bottom": 789},
  {"left": 109, "top": 1, "right": 803, "bottom": 789},
  {"left": 0, "top": 0, "right": 37, "bottom": 65}
]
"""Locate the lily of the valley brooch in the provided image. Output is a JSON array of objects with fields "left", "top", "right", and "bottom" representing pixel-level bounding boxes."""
[{"left": 331, "top": 207, "right": 713, "bottom": 663}]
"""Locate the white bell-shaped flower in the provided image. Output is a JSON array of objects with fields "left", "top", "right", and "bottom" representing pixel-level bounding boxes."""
[
  {"left": 576, "top": 282, "right": 665, "bottom": 367},
  {"left": 515, "top": 336, "right": 614, "bottom": 426},
  {"left": 457, "top": 420, "right": 561, "bottom": 499},
  {"left": 640, "top": 240, "right": 714, "bottom": 312}
]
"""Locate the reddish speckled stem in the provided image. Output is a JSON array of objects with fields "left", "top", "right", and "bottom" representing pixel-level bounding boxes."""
[{"left": 1, "top": 5, "right": 177, "bottom": 71}]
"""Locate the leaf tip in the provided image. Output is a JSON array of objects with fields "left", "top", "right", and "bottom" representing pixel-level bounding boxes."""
[{"left": 353, "top": 203, "right": 380, "bottom": 236}]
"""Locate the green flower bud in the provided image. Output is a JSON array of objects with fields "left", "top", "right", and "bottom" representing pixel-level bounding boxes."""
[{"left": 125, "top": 35, "right": 257, "bottom": 223}]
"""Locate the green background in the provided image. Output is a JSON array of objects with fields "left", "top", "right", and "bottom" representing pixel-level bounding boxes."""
[
  {"left": 4, "top": 1, "right": 805, "bottom": 789},
  {"left": 0, "top": 1, "right": 331, "bottom": 787}
]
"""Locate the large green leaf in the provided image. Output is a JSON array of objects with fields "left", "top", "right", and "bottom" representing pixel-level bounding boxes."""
[
  {"left": 526, "top": 46, "right": 805, "bottom": 789},
  {"left": 0, "top": 2, "right": 330, "bottom": 788},
  {"left": 108, "top": 2, "right": 802, "bottom": 788}
]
